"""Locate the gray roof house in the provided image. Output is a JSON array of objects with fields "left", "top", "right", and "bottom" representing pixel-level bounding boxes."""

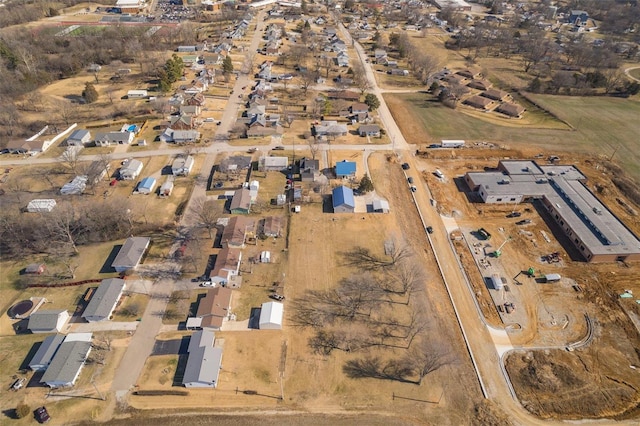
[
  {"left": 94, "top": 131, "right": 134, "bottom": 146},
  {"left": 358, "top": 124, "right": 381, "bottom": 137},
  {"left": 259, "top": 156, "right": 288, "bottom": 172},
  {"left": 230, "top": 188, "right": 251, "bottom": 214},
  {"left": 82, "top": 278, "right": 126, "bottom": 322},
  {"left": 119, "top": 159, "right": 144, "bottom": 180},
  {"left": 111, "top": 236, "right": 150, "bottom": 273},
  {"left": 172, "top": 155, "right": 195, "bottom": 176},
  {"left": 182, "top": 329, "right": 223, "bottom": 388},
  {"left": 28, "top": 310, "right": 70, "bottom": 334},
  {"left": 29, "top": 334, "right": 65, "bottom": 371},
  {"left": 40, "top": 333, "right": 92, "bottom": 388},
  {"left": 66, "top": 129, "right": 92, "bottom": 146}
]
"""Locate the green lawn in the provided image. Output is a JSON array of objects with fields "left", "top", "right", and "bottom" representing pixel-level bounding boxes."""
[{"left": 386, "top": 92, "right": 640, "bottom": 182}]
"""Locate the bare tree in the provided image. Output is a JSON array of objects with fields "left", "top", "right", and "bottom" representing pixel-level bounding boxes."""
[
  {"left": 190, "top": 196, "right": 222, "bottom": 239},
  {"left": 60, "top": 147, "right": 81, "bottom": 174},
  {"left": 44, "top": 203, "right": 82, "bottom": 255},
  {"left": 351, "top": 62, "right": 372, "bottom": 95},
  {"left": 307, "top": 137, "right": 320, "bottom": 160},
  {"left": 402, "top": 337, "right": 457, "bottom": 385}
]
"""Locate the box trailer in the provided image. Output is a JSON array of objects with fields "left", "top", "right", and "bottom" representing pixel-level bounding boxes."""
[
  {"left": 440, "top": 140, "right": 465, "bottom": 148},
  {"left": 544, "top": 273, "right": 561, "bottom": 282},
  {"left": 490, "top": 274, "right": 503, "bottom": 290}
]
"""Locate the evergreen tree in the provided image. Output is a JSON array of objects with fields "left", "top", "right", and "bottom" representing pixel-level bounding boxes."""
[
  {"left": 358, "top": 174, "right": 374, "bottom": 193},
  {"left": 82, "top": 82, "right": 99, "bottom": 103},
  {"left": 222, "top": 56, "right": 234, "bottom": 75}
]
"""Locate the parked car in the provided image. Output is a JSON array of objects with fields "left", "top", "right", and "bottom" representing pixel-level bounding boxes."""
[
  {"left": 426, "top": 226, "right": 433, "bottom": 234},
  {"left": 506, "top": 212, "right": 521, "bottom": 218},
  {"left": 273, "top": 146, "right": 285, "bottom": 150},
  {"left": 110, "top": 179, "right": 118, "bottom": 186},
  {"left": 269, "top": 293, "right": 285, "bottom": 301},
  {"left": 401, "top": 163, "right": 410, "bottom": 170},
  {"left": 407, "top": 177, "right": 414, "bottom": 184},
  {"left": 200, "top": 281, "right": 215, "bottom": 287},
  {"left": 214, "top": 182, "right": 223, "bottom": 189},
  {"left": 516, "top": 219, "right": 532, "bottom": 225},
  {"left": 410, "top": 186, "right": 417, "bottom": 192},
  {"left": 34, "top": 406, "right": 50, "bottom": 423}
]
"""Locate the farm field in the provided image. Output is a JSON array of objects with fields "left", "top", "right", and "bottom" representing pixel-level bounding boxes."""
[{"left": 385, "top": 92, "right": 640, "bottom": 183}]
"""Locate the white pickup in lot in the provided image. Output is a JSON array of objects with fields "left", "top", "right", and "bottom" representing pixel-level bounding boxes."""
[{"left": 200, "top": 281, "right": 215, "bottom": 287}]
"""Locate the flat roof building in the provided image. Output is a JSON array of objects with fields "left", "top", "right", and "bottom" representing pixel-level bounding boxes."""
[{"left": 464, "top": 160, "right": 640, "bottom": 262}]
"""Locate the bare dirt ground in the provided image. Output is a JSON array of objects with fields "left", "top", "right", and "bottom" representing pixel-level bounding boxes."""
[{"left": 412, "top": 146, "right": 640, "bottom": 419}]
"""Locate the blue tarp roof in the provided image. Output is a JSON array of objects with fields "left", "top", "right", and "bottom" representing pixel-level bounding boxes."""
[
  {"left": 332, "top": 185, "right": 355, "bottom": 208},
  {"left": 335, "top": 160, "right": 356, "bottom": 176}
]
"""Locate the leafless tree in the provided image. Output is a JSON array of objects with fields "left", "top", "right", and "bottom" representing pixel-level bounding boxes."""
[
  {"left": 307, "top": 137, "right": 320, "bottom": 160},
  {"left": 60, "top": 147, "right": 81, "bottom": 174},
  {"left": 351, "top": 62, "right": 372, "bottom": 95},
  {"left": 190, "top": 196, "right": 222, "bottom": 239},
  {"left": 402, "top": 337, "right": 457, "bottom": 385},
  {"left": 44, "top": 203, "right": 83, "bottom": 255},
  {"left": 298, "top": 69, "right": 319, "bottom": 95}
]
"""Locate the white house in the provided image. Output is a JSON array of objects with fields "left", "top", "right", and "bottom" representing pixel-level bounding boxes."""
[
  {"left": 119, "top": 159, "right": 143, "bottom": 180},
  {"left": 259, "top": 301, "right": 283, "bottom": 330},
  {"left": 28, "top": 310, "right": 70, "bottom": 333},
  {"left": 172, "top": 155, "right": 195, "bottom": 176},
  {"left": 94, "top": 131, "right": 135, "bottom": 146}
]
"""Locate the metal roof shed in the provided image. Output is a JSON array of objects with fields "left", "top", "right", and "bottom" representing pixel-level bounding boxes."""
[
  {"left": 259, "top": 301, "right": 283, "bottom": 330},
  {"left": 137, "top": 177, "right": 157, "bottom": 195}
]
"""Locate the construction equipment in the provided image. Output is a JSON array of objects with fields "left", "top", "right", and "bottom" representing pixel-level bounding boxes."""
[{"left": 493, "top": 237, "right": 512, "bottom": 257}]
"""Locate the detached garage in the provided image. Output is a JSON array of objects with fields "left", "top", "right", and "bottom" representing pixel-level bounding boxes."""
[{"left": 259, "top": 302, "right": 283, "bottom": 330}]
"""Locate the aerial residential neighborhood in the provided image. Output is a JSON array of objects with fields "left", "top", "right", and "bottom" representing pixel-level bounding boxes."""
[{"left": 1, "top": 0, "right": 640, "bottom": 425}]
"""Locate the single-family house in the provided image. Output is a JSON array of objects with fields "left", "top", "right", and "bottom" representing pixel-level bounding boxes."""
[
  {"left": 196, "top": 286, "right": 234, "bottom": 328},
  {"left": 467, "top": 79, "right": 493, "bottom": 91},
  {"left": 29, "top": 334, "right": 65, "bottom": 372},
  {"left": 169, "top": 114, "right": 195, "bottom": 130},
  {"left": 332, "top": 185, "right": 355, "bottom": 213},
  {"left": 247, "top": 125, "right": 283, "bottom": 138},
  {"left": 464, "top": 95, "right": 494, "bottom": 110},
  {"left": 182, "top": 329, "right": 223, "bottom": 388},
  {"left": 326, "top": 90, "right": 360, "bottom": 101},
  {"left": 137, "top": 177, "right": 157, "bottom": 195},
  {"left": 300, "top": 157, "right": 320, "bottom": 182},
  {"left": 389, "top": 69, "right": 409, "bottom": 76},
  {"left": 159, "top": 180, "right": 174, "bottom": 197},
  {"left": 28, "top": 310, "right": 70, "bottom": 334},
  {"left": 127, "top": 90, "right": 148, "bottom": 99},
  {"left": 230, "top": 188, "right": 251, "bottom": 214},
  {"left": 335, "top": 160, "right": 357, "bottom": 178},
  {"left": 221, "top": 216, "right": 255, "bottom": 248},
  {"left": 350, "top": 103, "right": 369, "bottom": 115},
  {"left": 358, "top": 124, "right": 381, "bottom": 137},
  {"left": 185, "top": 93, "right": 206, "bottom": 107},
  {"left": 172, "top": 155, "right": 195, "bottom": 176},
  {"left": 40, "top": 333, "right": 92, "bottom": 388},
  {"left": 219, "top": 156, "right": 252, "bottom": 173},
  {"left": 456, "top": 68, "right": 481, "bottom": 79},
  {"left": 180, "top": 105, "right": 201, "bottom": 116},
  {"left": 259, "top": 156, "right": 288, "bottom": 172},
  {"left": 171, "top": 130, "right": 200, "bottom": 145},
  {"left": 481, "top": 88, "right": 510, "bottom": 101},
  {"left": 94, "top": 131, "right": 135, "bottom": 146},
  {"left": 27, "top": 199, "right": 57, "bottom": 213},
  {"left": 111, "top": 236, "right": 150, "bottom": 273},
  {"left": 81, "top": 278, "right": 126, "bottom": 322},
  {"left": 66, "top": 129, "right": 92, "bottom": 146},
  {"left": 496, "top": 102, "right": 526, "bottom": 118},
  {"left": 568, "top": 10, "right": 589, "bottom": 26},
  {"left": 261, "top": 216, "right": 282, "bottom": 238},
  {"left": 314, "top": 121, "right": 348, "bottom": 138},
  {"left": 119, "top": 159, "right": 144, "bottom": 180},
  {"left": 259, "top": 301, "right": 283, "bottom": 330},
  {"left": 374, "top": 49, "right": 387, "bottom": 62},
  {"left": 336, "top": 52, "right": 350, "bottom": 67}
]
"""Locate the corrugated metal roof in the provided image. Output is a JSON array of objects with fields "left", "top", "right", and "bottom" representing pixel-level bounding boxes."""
[{"left": 332, "top": 186, "right": 355, "bottom": 208}]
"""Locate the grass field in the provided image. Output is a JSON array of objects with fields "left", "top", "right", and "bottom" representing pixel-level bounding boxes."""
[{"left": 385, "top": 92, "right": 640, "bottom": 182}]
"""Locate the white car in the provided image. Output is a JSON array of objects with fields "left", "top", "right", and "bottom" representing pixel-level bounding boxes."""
[{"left": 200, "top": 281, "right": 215, "bottom": 287}]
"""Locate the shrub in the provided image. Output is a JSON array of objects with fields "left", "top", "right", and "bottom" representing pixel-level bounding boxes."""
[{"left": 16, "top": 403, "right": 30, "bottom": 419}]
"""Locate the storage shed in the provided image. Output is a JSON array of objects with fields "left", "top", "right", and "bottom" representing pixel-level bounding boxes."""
[
  {"left": 259, "top": 301, "right": 283, "bottom": 330},
  {"left": 28, "top": 310, "right": 70, "bottom": 334}
]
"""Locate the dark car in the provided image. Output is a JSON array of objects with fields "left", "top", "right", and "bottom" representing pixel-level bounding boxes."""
[
  {"left": 34, "top": 406, "right": 50, "bottom": 423},
  {"left": 401, "top": 163, "right": 410, "bottom": 170},
  {"left": 273, "top": 146, "right": 285, "bottom": 150},
  {"left": 506, "top": 212, "right": 521, "bottom": 218},
  {"left": 214, "top": 182, "right": 223, "bottom": 189},
  {"left": 426, "top": 226, "right": 434, "bottom": 234},
  {"left": 410, "top": 186, "right": 417, "bottom": 192},
  {"left": 516, "top": 219, "right": 532, "bottom": 225}
]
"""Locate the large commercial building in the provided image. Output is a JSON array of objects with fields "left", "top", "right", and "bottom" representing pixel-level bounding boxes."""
[{"left": 464, "top": 160, "right": 640, "bottom": 263}]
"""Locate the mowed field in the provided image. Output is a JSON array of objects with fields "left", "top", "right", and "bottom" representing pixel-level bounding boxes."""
[{"left": 384, "top": 92, "right": 640, "bottom": 183}]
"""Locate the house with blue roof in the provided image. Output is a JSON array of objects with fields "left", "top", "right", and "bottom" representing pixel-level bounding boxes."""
[
  {"left": 332, "top": 185, "right": 355, "bottom": 213},
  {"left": 568, "top": 10, "right": 589, "bottom": 26},
  {"left": 137, "top": 177, "right": 157, "bottom": 195},
  {"left": 335, "top": 160, "right": 356, "bottom": 178}
]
